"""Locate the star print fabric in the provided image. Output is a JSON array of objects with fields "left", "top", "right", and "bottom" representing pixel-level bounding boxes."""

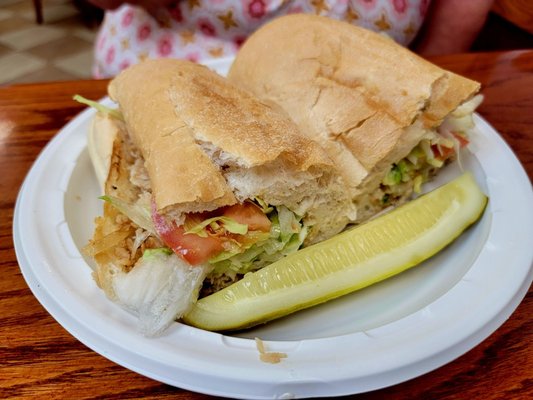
[{"left": 94, "top": 0, "right": 431, "bottom": 78}]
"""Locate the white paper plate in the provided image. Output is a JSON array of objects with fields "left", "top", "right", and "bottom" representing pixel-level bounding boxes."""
[{"left": 14, "top": 59, "right": 533, "bottom": 399}]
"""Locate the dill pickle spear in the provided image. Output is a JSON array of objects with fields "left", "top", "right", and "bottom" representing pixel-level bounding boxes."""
[{"left": 183, "top": 173, "right": 488, "bottom": 331}]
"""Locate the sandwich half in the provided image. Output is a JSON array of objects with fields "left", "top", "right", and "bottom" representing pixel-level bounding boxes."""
[
  {"left": 82, "top": 59, "right": 356, "bottom": 335},
  {"left": 228, "top": 14, "right": 483, "bottom": 223}
]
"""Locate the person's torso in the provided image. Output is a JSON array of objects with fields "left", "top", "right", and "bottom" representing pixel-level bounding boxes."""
[{"left": 94, "top": 0, "right": 431, "bottom": 78}]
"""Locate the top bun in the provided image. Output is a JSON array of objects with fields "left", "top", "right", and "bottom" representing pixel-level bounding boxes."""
[
  {"left": 108, "top": 59, "right": 356, "bottom": 243},
  {"left": 228, "top": 14, "right": 480, "bottom": 193}
]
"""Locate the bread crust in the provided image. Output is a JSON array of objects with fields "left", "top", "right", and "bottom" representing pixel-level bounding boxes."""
[
  {"left": 86, "top": 115, "right": 144, "bottom": 298},
  {"left": 228, "top": 14, "right": 480, "bottom": 191},
  {"left": 108, "top": 59, "right": 334, "bottom": 215}
]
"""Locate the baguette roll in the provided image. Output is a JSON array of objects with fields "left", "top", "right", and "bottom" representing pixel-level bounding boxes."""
[
  {"left": 108, "top": 59, "right": 355, "bottom": 239},
  {"left": 228, "top": 14, "right": 482, "bottom": 222},
  {"left": 84, "top": 59, "right": 356, "bottom": 335}
]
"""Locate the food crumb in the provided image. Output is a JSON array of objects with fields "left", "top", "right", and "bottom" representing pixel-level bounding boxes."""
[{"left": 255, "top": 337, "right": 287, "bottom": 364}]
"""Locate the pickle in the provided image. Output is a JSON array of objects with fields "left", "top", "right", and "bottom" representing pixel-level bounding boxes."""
[{"left": 183, "top": 173, "right": 488, "bottom": 331}]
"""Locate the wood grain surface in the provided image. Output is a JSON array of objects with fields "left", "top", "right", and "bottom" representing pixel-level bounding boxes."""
[
  {"left": 493, "top": 0, "right": 533, "bottom": 34},
  {"left": 1, "top": 50, "right": 532, "bottom": 399}
]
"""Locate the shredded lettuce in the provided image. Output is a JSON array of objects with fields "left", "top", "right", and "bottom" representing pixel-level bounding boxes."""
[
  {"left": 278, "top": 206, "right": 300, "bottom": 241},
  {"left": 112, "top": 249, "right": 209, "bottom": 336},
  {"left": 73, "top": 94, "right": 123, "bottom": 120},
  {"left": 382, "top": 118, "right": 474, "bottom": 199},
  {"left": 406, "top": 146, "right": 423, "bottom": 166},
  {"left": 254, "top": 197, "right": 274, "bottom": 214},
  {"left": 451, "top": 135, "right": 464, "bottom": 171},
  {"left": 209, "top": 205, "right": 307, "bottom": 276},
  {"left": 102, "top": 193, "right": 308, "bottom": 279},
  {"left": 208, "top": 231, "right": 271, "bottom": 263},
  {"left": 184, "top": 216, "right": 248, "bottom": 237},
  {"left": 100, "top": 195, "right": 155, "bottom": 234},
  {"left": 132, "top": 228, "right": 151, "bottom": 256},
  {"left": 413, "top": 175, "right": 423, "bottom": 194},
  {"left": 143, "top": 248, "right": 172, "bottom": 259},
  {"left": 383, "top": 164, "right": 403, "bottom": 186},
  {"left": 451, "top": 94, "right": 483, "bottom": 118}
]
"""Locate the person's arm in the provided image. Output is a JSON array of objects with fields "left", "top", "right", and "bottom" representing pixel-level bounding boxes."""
[{"left": 415, "top": 0, "right": 495, "bottom": 55}]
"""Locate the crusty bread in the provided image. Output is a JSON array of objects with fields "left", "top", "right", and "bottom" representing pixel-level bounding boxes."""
[
  {"left": 107, "top": 59, "right": 356, "bottom": 242},
  {"left": 87, "top": 114, "right": 119, "bottom": 194},
  {"left": 228, "top": 14, "right": 481, "bottom": 196},
  {"left": 86, "top": 116, "right": 205, "bottom": 336},
  {"left": 85, "top": 115, "right": 150, "bottom": 300}
]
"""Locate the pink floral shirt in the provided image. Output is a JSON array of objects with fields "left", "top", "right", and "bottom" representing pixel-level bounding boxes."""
[{"left": 94, "top": 0, "right": 431, "bottom": 78}]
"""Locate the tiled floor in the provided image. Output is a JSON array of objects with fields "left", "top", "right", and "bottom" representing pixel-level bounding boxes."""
[{"left": 0, "top": 0, "right": 99, "bottom": 85}]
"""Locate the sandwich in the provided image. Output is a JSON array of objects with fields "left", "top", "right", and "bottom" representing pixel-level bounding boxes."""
[
  {"left": 228, "top": 14, "right": 483, "bottom": 223},
  {"left": 81, "top": 59, "right": 356, "bottom": 336}
]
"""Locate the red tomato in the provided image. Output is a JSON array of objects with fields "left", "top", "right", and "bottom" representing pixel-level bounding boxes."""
[
  {"left": 452, "top": 132, "right": 470, "bottom": 148},
  {"left": 152, "top": 203, "right": 224, "bottom": 265},
  {"left": 151, "top": 201, "right": 272, "bottom": 265},
  {"left": 222, "top": 202, "right": 271, "bottom": 232},
  {"left": 431, "top": 144, "right": 455, "bottom": 160}
]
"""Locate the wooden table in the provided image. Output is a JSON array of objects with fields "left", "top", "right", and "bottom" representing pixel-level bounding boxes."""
[{"left": 1, "top": 50, "right": 532, "bottom": 399}]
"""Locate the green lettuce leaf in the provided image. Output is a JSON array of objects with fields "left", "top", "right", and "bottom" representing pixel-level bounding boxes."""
[
  {"left": 142, "top": 248, "right": 172, "bottom": 260},
  {"left": 100, "top": 195, "right": 155, "bottom": 234},
  {"left": 184, "top": 216, "right": 248, "bottom": 237},
  {"left": 209, "top": 205, "right": 307, "bottom": 276},
  {"left": 73, "top": 94, "right": 123, "bottom": 120}
]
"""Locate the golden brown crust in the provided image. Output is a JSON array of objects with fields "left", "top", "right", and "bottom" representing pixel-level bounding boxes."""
[
  {"left": 108, "top": 61, "right": 235, "bottom": 214},
  {"left": 85, "top": 115, "right": 168, "bottom": 298},
  {"left": 228, "top": 14, "right": 480, "bottom": 188},
  {"left": 422, "top": 71, "right": 481, "bottom": 127},
  {"left": 84, "top": 116, "right": 140, "bottom": 298},
  {"left": 108, "top": 59, "right": 334, "bottom": 214}
]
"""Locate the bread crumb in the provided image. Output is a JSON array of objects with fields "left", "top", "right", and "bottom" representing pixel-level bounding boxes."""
[{"left": 255, "top": 337, "right": 287, "bottom": 364}]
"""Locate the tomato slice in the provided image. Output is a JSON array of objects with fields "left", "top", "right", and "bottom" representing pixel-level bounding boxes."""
[
  {"left": 432, "top": 144, "right": 455, "bottom": 160},
  {"left": 222, "top": 202, "right": 271, "bottom": 232},
  {"left": 151, "top": 201, "right": 272, "bottom": 265},
  {"left": 431, "top": 133, "right": 470, "bottom": 161},
  {"left": 452, "top": 132, "right": 470, "bottom": 148},
  {"left": 152, "top": 203, "right": 224, "bottom": 265}
]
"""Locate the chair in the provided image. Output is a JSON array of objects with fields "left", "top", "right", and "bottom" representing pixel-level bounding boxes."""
[{"left": 33, "top": 0, "right": 43, "bottom": 24}]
